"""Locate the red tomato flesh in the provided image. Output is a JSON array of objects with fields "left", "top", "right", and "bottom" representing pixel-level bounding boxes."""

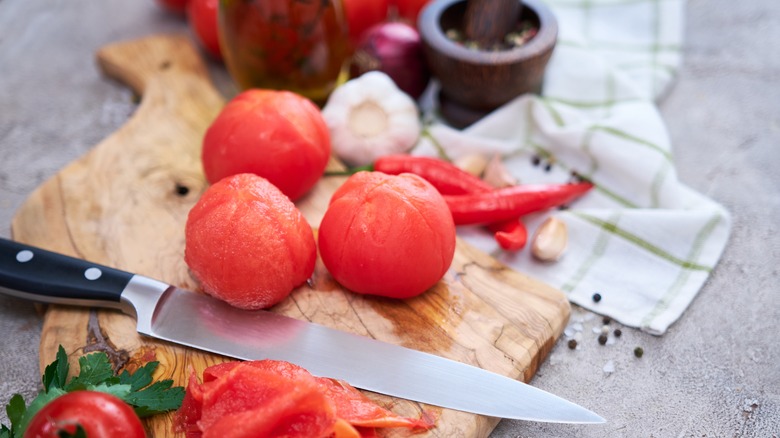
[
  {"left": 198, "top": 366, "right": 335, "bottom": 438},
  {"left": 173, "top": 360, "right": 434, "bottom": 438},
  {"left": 317, "top": 378, "right": 435, "bottom": 429}
]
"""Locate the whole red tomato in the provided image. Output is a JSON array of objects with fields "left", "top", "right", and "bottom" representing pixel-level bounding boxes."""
[
  {"left": 185, "top": 174, "right": 317, "bottom": 310},
  {"left": 154, "top": 0, "right": 190, "bottom": 15},
  {"left": 202, "top": 89, "right": 331, "bottom": 201},
  {"left": 24, "top": 391, "right": 146, "bottom": 438},
  {"left": 342, "top": 0, "right": 390, "bottom": 44},
  {"left": 318, "top": 171, "right": 456, "bottom": 299},
  {"left": 187, "top": 0, "right": 221, "bottom": 60}
]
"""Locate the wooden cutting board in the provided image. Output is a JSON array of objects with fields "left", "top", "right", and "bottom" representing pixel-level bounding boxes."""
[{"left": 11, "top": 34, "right": 570, "bottom": 438}]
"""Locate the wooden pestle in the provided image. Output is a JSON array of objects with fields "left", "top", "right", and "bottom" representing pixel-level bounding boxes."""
[{"left": 463, "top": 0, "right": 522, "bottom": 46}]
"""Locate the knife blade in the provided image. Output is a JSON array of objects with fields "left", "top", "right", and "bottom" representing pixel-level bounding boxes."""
[{"left": 0, "top": 237, "right": 604, "bottom": 424}]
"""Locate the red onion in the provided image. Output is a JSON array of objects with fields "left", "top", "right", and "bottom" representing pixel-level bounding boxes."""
[{"left": 349, "top": 22, "right": 431, "bottom": 100}]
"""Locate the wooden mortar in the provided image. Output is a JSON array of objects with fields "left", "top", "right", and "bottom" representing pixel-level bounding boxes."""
[
  {"left": 463, "top": 0, "right": 522, "bottom": 47},
  {"left": 419, "top": 0, "right": 558, "bottom": 128}
]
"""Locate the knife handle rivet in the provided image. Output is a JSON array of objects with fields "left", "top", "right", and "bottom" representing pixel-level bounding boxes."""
[
  {"left": 16, "top": 250, "right": 34, "bottom": 263},
  {"left": 84, "top": 267, "right": 103, "bottom": 281}
]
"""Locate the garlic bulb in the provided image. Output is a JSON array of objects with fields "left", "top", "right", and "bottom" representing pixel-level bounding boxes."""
[{"left": 322, "top": 71, "right": 421, "bottom": 167}]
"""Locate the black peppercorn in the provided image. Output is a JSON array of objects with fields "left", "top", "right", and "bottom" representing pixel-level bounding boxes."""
[
  {"left": 544, "top": 162, "right": 553, "bottom": 172},
  {"left": 531, "top": 155, "right": 541, "bottom": 166},
  {"left": 567, "top": 339, "right": 577, "bottom": 349},
  {"left": 175, "top": 183, "right": 190, "bottom": 197},
  {"left": 592, "top": 293, "right": 602, "bottom": 303},
  {"left": 598, "top": 334, "right": 608, "bottom": 345},
  {"left": 602, "top": 316, "right": 611, "bottom": 325},
  {"left": 634, "top": 347, "right": 644, "bottom": 358},
  {"left": 614, "top": 329, "right": 622, "bottom": 337}
]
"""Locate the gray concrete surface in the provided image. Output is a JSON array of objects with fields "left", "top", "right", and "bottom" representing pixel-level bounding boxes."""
[{"left": 1, "top": 0, "right": 778, "bottom": 436}]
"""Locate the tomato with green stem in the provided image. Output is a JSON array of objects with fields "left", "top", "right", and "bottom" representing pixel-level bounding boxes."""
[{"left": 23, "top": 391, "right": 146, "bottom": 438}]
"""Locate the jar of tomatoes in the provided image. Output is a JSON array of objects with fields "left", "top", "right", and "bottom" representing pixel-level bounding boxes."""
[{"left": 219, "top": 0, "right": 351, "bottom": 105}]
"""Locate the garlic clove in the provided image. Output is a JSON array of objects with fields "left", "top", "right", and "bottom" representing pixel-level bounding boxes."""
[
  {"left": 482, "top": 153, "right": 518, "bottom": 188},
  {"left": 453, "top": 153, "right": 489, "bottom": 177},
  {"left": 531, "top": 217, "right": 568, "bottom": 262}
]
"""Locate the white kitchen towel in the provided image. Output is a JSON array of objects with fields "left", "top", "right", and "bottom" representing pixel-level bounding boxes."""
[{"left": 415, "top": 0, "right": 731, "bottom": 335}]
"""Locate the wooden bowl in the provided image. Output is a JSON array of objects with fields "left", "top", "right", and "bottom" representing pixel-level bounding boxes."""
[{"left": 419, "top": 0, "right": 558, "bottom": 128}]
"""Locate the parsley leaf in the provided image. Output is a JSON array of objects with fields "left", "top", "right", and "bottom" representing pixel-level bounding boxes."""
[
  {"left": 118, "top": 361, "right": 157, "bottom": 392},
  {"left": 86, "top": 382, "right": 131, "bottom": 401},
  {"left": 42, "top": 346, "right": 69, "bottom": 392},
  {"left": 5, "top": 394, "right": 25, "bottom": 437},
  {"left": 65, "top": 351, "right": 116, "bottom": 391},
  {"left": 117, "top": 361, "right": 186, "bottom": 416},
  {"left": 126, "top": 379, "right": 185, "bottom": 418}
]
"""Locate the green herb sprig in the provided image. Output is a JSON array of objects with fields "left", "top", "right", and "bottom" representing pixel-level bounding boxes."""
[{"left": 1, "top": 345, "right": 184, "bottom": 438}]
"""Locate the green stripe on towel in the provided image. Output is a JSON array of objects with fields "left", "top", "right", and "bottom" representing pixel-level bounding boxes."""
[
  {"left": 640, "top": 214, "right": 724, "bottom": 326},
  {"left": 573, "top": 212, "right": 713, "bottom": 271},
  {"left": 562, "top": 213, "right": 619, "bottom": 292}
]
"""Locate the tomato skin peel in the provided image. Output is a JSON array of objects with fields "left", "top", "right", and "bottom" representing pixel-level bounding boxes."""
[{"left": 173, "top": 360, "right": 435, "bottom": 438}]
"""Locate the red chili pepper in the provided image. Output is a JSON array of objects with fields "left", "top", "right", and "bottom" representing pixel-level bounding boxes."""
[
  {"left": 373, "top": 155, "right": 493, "bottom": 195},
  {"left": 371, "top": 155, "right": 529, "bottom": 250},
  {"left": 444, "top": 182, "right": 594, "bottom": 225},
  {"left": 488, "top": 220, "right": 528, "bottom": 251}
]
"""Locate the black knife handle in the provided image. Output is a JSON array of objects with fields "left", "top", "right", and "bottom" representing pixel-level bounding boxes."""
[{"left": 0, "top": 237, "right": 134, "bottom": 309}]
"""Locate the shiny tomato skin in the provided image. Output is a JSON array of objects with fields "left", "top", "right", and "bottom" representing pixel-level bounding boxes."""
[
  {"left": 24, "top": 391, "right": 146, "bottom": 438},
  {"left": 318, "top": 171, "right": 456, "bottom": 299},
  {"left": 202, "top": 89, "right": 331, "bottom": 201},
  {"left": 187, "top": 0, "right": 221, "bottom": 60},
  {"left": 393, "top": 0, "right": 432, "bottom": 27},
  {"left": 154, "top": 0, "right": 190, "bottom": 15},
  {"left": 343, "top": 0, "right": 390, "bottom": 44}
]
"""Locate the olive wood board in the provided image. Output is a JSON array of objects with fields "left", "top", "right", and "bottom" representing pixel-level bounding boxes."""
[{"left": 11, "top": 34, "right": 570, "bottom": 438}]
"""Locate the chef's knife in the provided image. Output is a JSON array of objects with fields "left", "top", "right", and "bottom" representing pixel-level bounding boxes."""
[{"left": 0, "top": 237, "right": 604, "bottom": 424}]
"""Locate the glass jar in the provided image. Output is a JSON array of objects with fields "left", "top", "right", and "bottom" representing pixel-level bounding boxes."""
[{"left": 219, "top": 0, "right": 351, "bottom": 105}]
